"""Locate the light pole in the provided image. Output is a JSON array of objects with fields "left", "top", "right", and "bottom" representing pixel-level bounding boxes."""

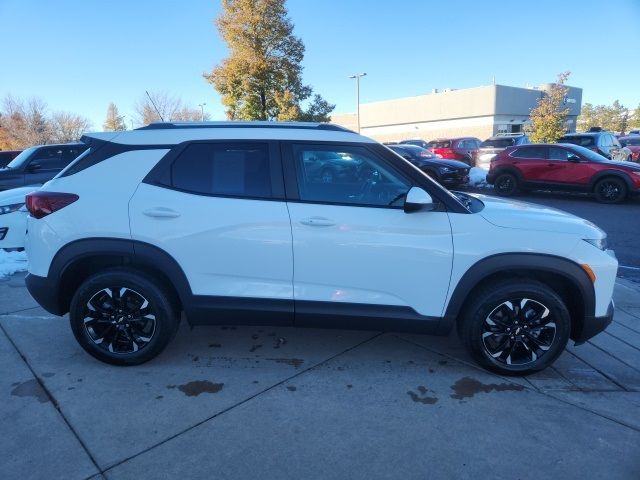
[
  {"left": 348, "top": 73, "right": 367, "bottom": 133},
  {"left": 198, "top": 103, "right": 206, "bottom": 121}
]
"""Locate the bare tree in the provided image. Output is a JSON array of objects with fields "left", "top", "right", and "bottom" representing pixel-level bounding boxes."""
[
  {"left": 50, "top": 112, "right": 92, "bottom": 143},
  {"left": 1, "top": 95, "right": 91, "bottom": 148},
  {"left": 133, "top": 91, "right": 210, "bottom": 125}
]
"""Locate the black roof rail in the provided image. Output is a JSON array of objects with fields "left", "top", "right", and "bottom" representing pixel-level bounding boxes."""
[{"left": 137, "top": 121, "right": 356, "bottom": 133}]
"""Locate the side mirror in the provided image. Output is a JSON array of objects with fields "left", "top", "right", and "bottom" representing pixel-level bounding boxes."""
[
  {"left": 404, "top": 186, "right": 434, "bottom": 213},
  {"left": 567, "top": 154, "right": 581, "bottom": 163},
  {"left": 27, "top": 162, "right": 41, "bottom": 172}
]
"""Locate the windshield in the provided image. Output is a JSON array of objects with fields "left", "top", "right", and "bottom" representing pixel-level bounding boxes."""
[
  {"left": 559, "top": 136, "right": 595, "bottom": 147},
  {"left": 480, "top": 138, "right": 514, "bottom": 148},
  {"left": 620, "top": 138, "right": 640, "bottom": 147},
  {"left": 5, "top": 146, "right": 38, "bottom": 169}
]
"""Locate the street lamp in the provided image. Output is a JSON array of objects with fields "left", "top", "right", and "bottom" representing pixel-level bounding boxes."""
[
  {"left": 348, "top": 73, "right": 367, "bottom": 133},
  {"left": 198, "top": 103, "right": 207, "bottom": 122}
]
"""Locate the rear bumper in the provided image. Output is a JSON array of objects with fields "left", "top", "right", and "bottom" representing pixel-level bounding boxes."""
[
  {"left": 25, "top": 273, "right": 64, "bottom": 316},
  {"left": 574, "top": 300, "right": 614, "bottom": 344}
]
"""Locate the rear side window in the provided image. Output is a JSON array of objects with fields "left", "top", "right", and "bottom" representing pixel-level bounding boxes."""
[
  {"left": 549, "top": 147, "right": 570, "bottom": 161},
  {"left": 433, "top": 140, "right": 452, "bottom": 148},
  {"left": 511, "top": 146, "right": 543, "bottom": 159},
  {"left": 169, "top": 143, "right": 272, "bottom": 198},
  {"left": 481, "top": 138, "right": 514, "bottom": 148},
  {"left": 561, "top": 136, "right": 595, "bottom": 147}
]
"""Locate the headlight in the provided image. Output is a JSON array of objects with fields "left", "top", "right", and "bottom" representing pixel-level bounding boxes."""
[
  {"left": 0, "top": 203, "right": 24, "bottom": 215},
  {"left": 584, "top": 237, "right": 608, "bottom": 250}
]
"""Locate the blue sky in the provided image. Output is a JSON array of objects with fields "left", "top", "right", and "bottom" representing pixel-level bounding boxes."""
[{"left": 1, "top": 0, "right": 639, "bottom": 129}]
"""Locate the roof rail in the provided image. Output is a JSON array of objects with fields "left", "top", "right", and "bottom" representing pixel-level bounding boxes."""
[{"left": 137, "top": 121, "right": 355, "bottom": 133}]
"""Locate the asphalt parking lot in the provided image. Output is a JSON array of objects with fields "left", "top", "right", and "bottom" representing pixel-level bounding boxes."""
[
  {"left": 2, "top": 191, "right": 640, "bottom": 480},
  {"left": 2, "top": 283, "right": 640, "bottom": 478}
]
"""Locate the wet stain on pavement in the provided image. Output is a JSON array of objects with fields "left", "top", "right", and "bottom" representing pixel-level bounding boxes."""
[
  {"left": 42, "top": 372, "right": 55, "bottom": 378},
  {"left": 438, "top": 360, "right": 448, "bottom": 366},
  {"left": 407, "top": 386, "right": 438, "bottom": 405},
  {"left": 286, "top": 385, "right": 297, "bottom": 392},
  {"left": 346, "top": 384, "right": 353, "bottom": 389},
  {"left": 192, "top": 356, "right": 200, "bottom": 362},
  {"left": 450, "top": 377, "right": 524, "bottom": 400},
  {"left": 156, "top": 395, "right": 164, "bottom": 400},
  {"left": 251, "top": 333, "right": 259, "bottom": 340},
  {"left": 267, "top": 358, "right": 304, "bottom": 368},
  {"left": 167, "top": 380, "right": 224, "bottom": 397},
  {"left": 208, "top": 343, "right": 222, "bottom": 348},
  {"left": 11, "top": 379, "right": 49, "bottom": 403},
  {"left": 428, "top": 368, "right": 435, "bottom": 374},
  {"left": 249, "top": 344, "right": 263, "bottom": 353}
]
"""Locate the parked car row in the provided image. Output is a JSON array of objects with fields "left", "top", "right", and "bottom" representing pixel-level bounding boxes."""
[
  {"left": 486, "top": 143, "right": 640, "bottom": 203},
  {"left": 0, "top": 143, "right": 89, "bottom": 250}
]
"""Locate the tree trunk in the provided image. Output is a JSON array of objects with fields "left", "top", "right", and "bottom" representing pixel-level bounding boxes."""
[{"left": 260, "top": 90, "right": 267, "bottom": 120}]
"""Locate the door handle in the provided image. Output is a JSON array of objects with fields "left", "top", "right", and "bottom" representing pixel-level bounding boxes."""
[
  {"left": 143, "top": 207, "right": 181, "bottom": 218},
  {"left": 300, "top": 217, "right": 335, "bottom": 227}
]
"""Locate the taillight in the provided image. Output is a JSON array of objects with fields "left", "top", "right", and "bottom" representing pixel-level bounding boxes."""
[{"left": 26, "top": 191, "right": 79, "bottom": 219}]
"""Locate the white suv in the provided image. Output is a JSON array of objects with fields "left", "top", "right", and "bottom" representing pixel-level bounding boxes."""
[{"left": 24, "top": 122, "right": 618, "bottom": 375}]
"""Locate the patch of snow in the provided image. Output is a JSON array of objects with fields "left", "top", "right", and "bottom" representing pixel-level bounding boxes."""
[
  {"left": 469, "top": 167, "right": 492, "bottom": 189},
  {"left": 0, "top": 250, "right": 28, "bottom": 278}
]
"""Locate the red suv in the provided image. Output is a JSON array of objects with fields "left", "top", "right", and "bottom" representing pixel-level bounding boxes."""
[
  {"left": 426, "top": 137, "right": 481, "bottom": 166},
  {"left": 486, "top": 143, "right": 640, "bottom": 203}
]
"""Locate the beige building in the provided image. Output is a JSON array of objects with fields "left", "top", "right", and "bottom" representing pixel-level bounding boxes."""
[{"left": 331, "top": 83, "right": 583, "bottom": 143}]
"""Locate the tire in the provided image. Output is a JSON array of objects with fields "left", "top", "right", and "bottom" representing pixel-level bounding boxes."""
[
  {"left": 627, "top": 155, "right": 633, "bottom": 162},
  {"left": 69, "top": 268, "right": 180, "bottom": 366},
  {"left": 463, "top": 155, "right": 473, "bottom": 167},
  {"left": 457, "top": 279, "right": 570, "bottom": 376},
  {"left": 493, "top": 172, "right": 518, "bottom": 196},
  {"left": 594, "top": 177, "right": 627, "bottom": 204}
]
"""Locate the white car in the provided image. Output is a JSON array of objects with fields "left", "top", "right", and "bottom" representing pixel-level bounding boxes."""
[
  {"left": 23, "top": 122, "right": 618, "bottom": 375},
  {"left": 0, "top": 186, "right": 37, "bottom": 250}
]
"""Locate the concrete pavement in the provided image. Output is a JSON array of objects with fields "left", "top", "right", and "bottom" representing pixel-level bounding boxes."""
[{"left": 1, "top": 272, "right": 639, "bottom": 479}]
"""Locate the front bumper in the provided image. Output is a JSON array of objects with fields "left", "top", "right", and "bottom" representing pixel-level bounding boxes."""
[{"left": 573, "top": 300, "right": 614, "bottom": 344}]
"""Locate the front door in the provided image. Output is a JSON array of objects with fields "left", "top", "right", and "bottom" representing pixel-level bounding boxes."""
[{"left": 284, "top": 143, "right": 453, "bottom": 323}]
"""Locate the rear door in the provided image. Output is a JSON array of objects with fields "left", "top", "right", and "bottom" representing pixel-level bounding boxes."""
[
  {"left": 507, "top": 146, "right": 548, "bottom": 182},
  {"left": 283, "top": 142, "right": 453, "bottom": 322},
  {"left": 129, "top": 141, "right": 294, "bottom": 323}
]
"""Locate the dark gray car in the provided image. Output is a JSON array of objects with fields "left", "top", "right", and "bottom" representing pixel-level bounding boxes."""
[{"left": 0, "top": 143, "right": 88, "bottom": 191}]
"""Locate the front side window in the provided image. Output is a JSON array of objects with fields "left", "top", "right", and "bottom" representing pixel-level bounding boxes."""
[
  {"left": 292, "top": 144, "right": 410, "bottom": 207},
  {"left": 29, "top": 147, "right": 66, "bottom": 170},
  {"left": 168, "top": 143, "right": 272, "bottom": 198}
]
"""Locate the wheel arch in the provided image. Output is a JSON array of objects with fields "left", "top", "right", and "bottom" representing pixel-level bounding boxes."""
[
  {"left": 489, "top": 166, "right": 523, "bottom": 183},
  {"left": 50, "top": 238, "right": 191, "bottom": 316},
  {"left": 444, "top": 253, "right": 595, "bottom": 341},
  {"left": 588, "top": 170, "right": 634, "bottom": 191}
]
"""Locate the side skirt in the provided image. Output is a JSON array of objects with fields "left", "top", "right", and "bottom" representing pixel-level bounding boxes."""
[{"left": 185, "top": 296, "right": 450, "bottom": 335}]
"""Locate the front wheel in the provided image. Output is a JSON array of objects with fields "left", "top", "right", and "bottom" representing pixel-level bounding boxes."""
[
  {"left": 594, "top": 177, "right": 627, "bottom": 203},
  {"left": 457, "top": 279, "right": 570, "bottom": 375},
  {"left": 69, "top": 268, "right": 180, "bottom": 365},
  {"left": 493, "top": 172, "right": 518, "bottom": 196}
]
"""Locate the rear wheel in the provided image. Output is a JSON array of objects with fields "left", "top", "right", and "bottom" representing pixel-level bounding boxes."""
[
  {"left": 594, "top": 177, "right": 627, "bottom": 203},
  {"left": 69, "top": 268, "right": 180, "bottom": 365},
  {"left": 458, "top": 279, "right": 570, "bottom": 375},
  {"left": 494, "top": 172, "right": 518, "bottom": 196}
]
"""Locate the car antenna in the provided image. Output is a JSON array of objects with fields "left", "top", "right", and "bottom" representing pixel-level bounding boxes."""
[{"left": 145, "top": 90, "right": 165, "bottom": 122}]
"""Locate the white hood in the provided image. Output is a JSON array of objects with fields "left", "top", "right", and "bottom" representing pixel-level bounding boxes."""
[
  {"left": 474, "top": 194, "right": 605, "bottom": 238},
  {"left": 0, "top": 186, "right": 39, "bottom": 206}
]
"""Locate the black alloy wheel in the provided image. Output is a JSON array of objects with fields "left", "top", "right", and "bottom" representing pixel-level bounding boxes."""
[
  {"left": 83, "top": 287, "right": 156, "bottom": 354},
  {"left": 70, "top": 268, "right": 180, "bottom": 365},
  {"left": 482, "top": 298, "right": 556, "bottom": 366},
  {"left": 594, "top": 177, "right": 627, "bottom": 203},
  {"left": 494, "top": 173, "right": 518, "bottom": 196}
]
